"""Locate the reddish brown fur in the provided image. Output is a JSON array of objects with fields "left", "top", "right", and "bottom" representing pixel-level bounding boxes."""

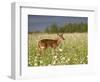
[{"left": 37, "top": 34, "right": 65, "bottom": 54}]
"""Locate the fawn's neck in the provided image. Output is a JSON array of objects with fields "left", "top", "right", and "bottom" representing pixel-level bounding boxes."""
[{"left": 55, "top": 37, "right": 62, "bottom": 46}]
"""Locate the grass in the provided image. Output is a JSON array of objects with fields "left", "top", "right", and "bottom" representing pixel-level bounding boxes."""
[{"left": 28, "top": 33, "right": 88, "bottom": 66}]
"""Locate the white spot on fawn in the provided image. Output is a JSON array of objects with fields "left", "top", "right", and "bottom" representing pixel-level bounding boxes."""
[{"left": 41, "top": 46, "right": 45, "bottom": 49}]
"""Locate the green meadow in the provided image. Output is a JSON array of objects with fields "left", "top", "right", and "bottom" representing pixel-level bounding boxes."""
[{"left": 28, "top": 33, "right": 88, "bottom": 66}]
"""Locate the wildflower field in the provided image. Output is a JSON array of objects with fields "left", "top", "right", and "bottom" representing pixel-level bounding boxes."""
[{"left": 28, "top": 33, "right": 88, "bottom": 66}]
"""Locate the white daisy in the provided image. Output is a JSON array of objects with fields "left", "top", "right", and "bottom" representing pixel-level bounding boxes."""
[
  {"left": 54, "top": 55, "right": 57, "bottom": 59},
  {"left": 62, "top": 57, "right": 65, "bottom": 60},
  {"left": 59, "top": 48, "right": 63, "bottom": 52},
  {"left": 34, "top": 63, "right": 38, "bottom": 66},
  {"left": 68, "top": 58, "right": 70, "bottom": 61},
  {"left": 40, "top": 60, "right": 43, "bottom": 64}
]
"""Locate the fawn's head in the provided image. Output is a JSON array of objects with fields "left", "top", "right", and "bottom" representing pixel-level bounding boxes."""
[{"left": 57, "top": 33, "right": 65, "bottom": 40}]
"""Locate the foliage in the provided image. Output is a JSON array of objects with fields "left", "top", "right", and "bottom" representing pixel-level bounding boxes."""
[
  {"left": 44, "top": 23, "right": 88, "bottom": 33},
  {"left": 28, "top": 33, "right": 88, "bottom": 66}
]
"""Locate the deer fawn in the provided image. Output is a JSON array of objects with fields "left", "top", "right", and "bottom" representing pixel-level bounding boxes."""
[{"left": 38, "top": 33, "right": 65, "bottom": 54}]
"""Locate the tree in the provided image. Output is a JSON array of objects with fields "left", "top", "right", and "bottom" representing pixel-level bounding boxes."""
[
  {"left": 44, "top": 27, "right": 50, "bottom": 33},
  {"left": 43, "top": 23, "right": 88, "bottom": 33},
  {"left": 49, "top": 23, "right": 58, "bottom": 33}
]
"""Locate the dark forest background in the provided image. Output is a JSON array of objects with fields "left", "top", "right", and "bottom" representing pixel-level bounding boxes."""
[{"left": 29, "top": 23, "right": 88, "bottom": 34}]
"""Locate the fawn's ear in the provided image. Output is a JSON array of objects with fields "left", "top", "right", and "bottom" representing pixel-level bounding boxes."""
[
  {"left": 57, "top": 33, "right": 64, "bottom": 36},
  {"left": 59, "top": 33, "right": 64, "bottom": 36},
  {"left": 57, "top": 33, "right": 60, "bottom": 36},
  {"left": 62, "top": 33, "right": 64, "bottom": 34},
  {"left": 61, "top": 33, "right": 63, "bottom": 35}
]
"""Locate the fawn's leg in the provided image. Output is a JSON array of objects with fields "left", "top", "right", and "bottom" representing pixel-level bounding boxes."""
[{"left": 38, "top": 47, "right": 46, "bottom": 55}]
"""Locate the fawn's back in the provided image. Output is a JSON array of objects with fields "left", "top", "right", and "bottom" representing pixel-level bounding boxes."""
[
  {"left": 38, "top": 39, "right": 58, "bottom": 49},
  {"left": 38, "top": 33, "right": 65, "bottom": 50}
]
